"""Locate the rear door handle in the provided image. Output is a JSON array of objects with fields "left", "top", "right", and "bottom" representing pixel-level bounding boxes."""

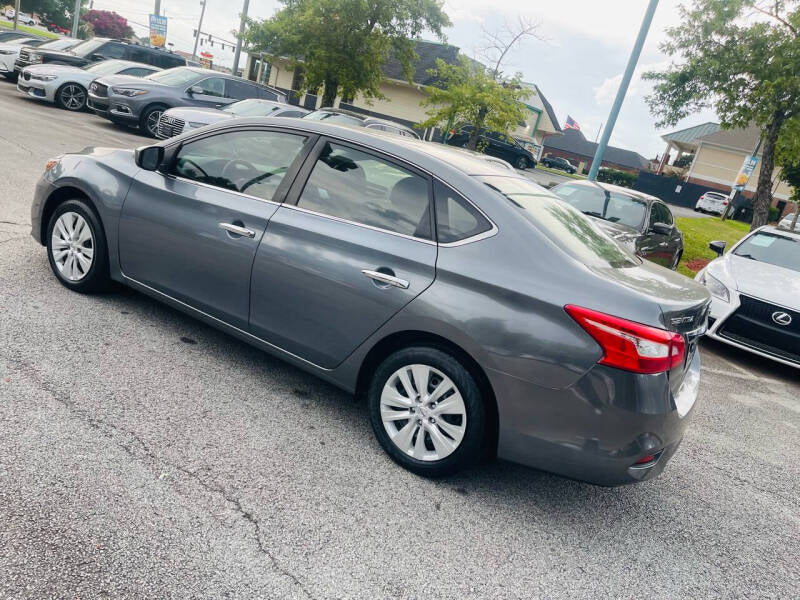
[
  {"left": 361, "top": 269, "right": 409, "bottom": 289},
  {"left": 219, "top": 222, "right": 256, "bottom": 238}
]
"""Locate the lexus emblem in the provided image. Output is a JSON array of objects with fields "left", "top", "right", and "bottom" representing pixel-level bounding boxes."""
[{"left": 772, "top": 311, "right": 792, "bottom": 326}]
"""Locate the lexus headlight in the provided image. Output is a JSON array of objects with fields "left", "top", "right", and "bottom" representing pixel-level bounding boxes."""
[
  {"left": 111, "top": 87, "right": 148, "bottom": 97},
  {"left": 700, "top": 271, "right": 730, "bottom": 303}
]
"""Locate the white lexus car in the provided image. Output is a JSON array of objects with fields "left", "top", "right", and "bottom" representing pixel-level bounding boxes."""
[
  {"left": 18, "top": 59, "right": 160, "bottom": 111},
  {"left": 696, "top": 225, "right": 800, "bottom": 368}
]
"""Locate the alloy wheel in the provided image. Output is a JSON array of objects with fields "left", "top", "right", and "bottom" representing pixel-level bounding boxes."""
[
  {"left": 50, "top": 212, "right": 94, "bottom": 281},
  {"left": 379, "top": 364, "right": 467, "bottom": 461},
  {"left": 60, "top": 84, "right": 85, "bottom": 110},
  {"left": 146, "top": 110, "right": 163, "bottom": 136}
]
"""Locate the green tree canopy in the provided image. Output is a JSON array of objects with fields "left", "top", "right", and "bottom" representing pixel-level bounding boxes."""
[
  {"left": 20, "top": 0, "right": 86, "bottom": 28},
  {"left": 243, "top": 0, "right": 450, "bottom": 107},
  {"left": 418, "top": 56, "right": 529, "bottom": 151},
  {"left": 644, "top": 0, "right": 800, "bottom": 229}
]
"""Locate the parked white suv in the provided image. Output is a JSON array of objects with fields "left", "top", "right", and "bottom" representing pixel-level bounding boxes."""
[{"left": 695, "top": 191, "right": 729, "bottom": 215}]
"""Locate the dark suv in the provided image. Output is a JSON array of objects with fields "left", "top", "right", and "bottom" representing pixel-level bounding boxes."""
[
  {"left": 14, "top": 37, "right": 185, "bottom": 76},
  {"left": 446, "top": 125, "right": 537, "bottom": 170},
  {"left": 541, "top": 155, "right": 577, "bottom": 174}
]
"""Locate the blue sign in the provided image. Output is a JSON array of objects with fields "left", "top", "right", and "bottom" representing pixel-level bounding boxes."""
[
  {"left": 733, "top": 155, "right": 759, "bottom": 191},
  {"left": 149, "top": 14, "right": 168, "bottom": 48}
]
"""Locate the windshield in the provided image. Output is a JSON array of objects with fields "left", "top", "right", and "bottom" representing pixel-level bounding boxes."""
[
  {"left": 6, "top": 38, "right": 38, "bottom": 46},
  {"left": 733, "top": 231, "right": 800, "bottom": 273},
  {"left": 223, "top": 99, "right": 281, "bottom": 116},
  {"left": 83, "top": 60, "right": 126, "bottom": 75},
  {"left": 478, "top": 176, "right": 640, "bottom": 269},
  {"left": 303, "top": 111, "right": 363, "bottom": 126},
  {"left": 552, "top": 183, "right": 648, "bottom": 230},
  {"left": 39, "top": 38, "right": 78, "bottom": 51},
  {"left": 69, "top": 38, "right": 107, "bottom": 57},
  {"left": 146, "top": 67, "right": 200, "bottom": 87}
]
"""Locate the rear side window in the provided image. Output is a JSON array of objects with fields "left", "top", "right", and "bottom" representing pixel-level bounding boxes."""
[
  {"left": 434, "top": 181, "right": 492, "bottom": 244},
  {"left": 297, "top": 142, "right": 432, "bottom": 239},
  {"left": 226, "top": 79, "right": 260, "bottom": 100},
  {"left": 258, "top": 87, "right": 281, "bottom": 101}
]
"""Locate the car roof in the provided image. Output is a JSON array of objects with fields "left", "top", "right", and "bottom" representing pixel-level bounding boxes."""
[
  {"left": 310, "top": 107, "right": 416, "bottom": 132},
  {"left": 762, "top": 224, "right": 800, "bottom": 239},
  {"left": 192, "top": 117, "right": 524, "bottom": 177},
  {"left": 554, "top": 179, "right": 659, "bottom": 204}
]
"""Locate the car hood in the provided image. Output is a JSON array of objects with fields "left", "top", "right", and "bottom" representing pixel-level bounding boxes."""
[
  {"left": 163, "top": 106, "right": 232, "bottom": 122},
  {"left": 715, "top": 255, "right": 800, "bottom": 310},
  {"left": 95, "top": 74, "right": 166, "bottom": 90}
]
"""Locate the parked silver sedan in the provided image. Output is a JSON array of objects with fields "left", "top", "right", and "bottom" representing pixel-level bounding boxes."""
[{"left": 30, "top": 119, "right": 710, "bottom": 485}]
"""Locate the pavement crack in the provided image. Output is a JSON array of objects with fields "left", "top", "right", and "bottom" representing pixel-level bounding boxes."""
[
  {"left": 3, "top": 357, "right": 317, "bottom": 599},
  {"left": 0, "top": 132, "right": 34, "bottom": 155},
  {"left": 0, "top": 236, "right": 27, "bottom": 246}
]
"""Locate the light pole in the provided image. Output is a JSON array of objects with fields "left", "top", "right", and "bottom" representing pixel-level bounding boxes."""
[
  {"left": 232, "top": 0, "right": 250, "bottom": 77},
  {"left": 587, "top": 0, "right": 659, "bottom": 181},
  {"left": 72, "top": 0, "right": 82, "bottom": 38},
  {"left": 192, "top": 0, "right": 207, "bottom": 62},
  {"left": 13, "top": 0, "right": 20, "bottom": 30},
  {"left": 155, "top": 0, "right": 161, "bottom": 16}
]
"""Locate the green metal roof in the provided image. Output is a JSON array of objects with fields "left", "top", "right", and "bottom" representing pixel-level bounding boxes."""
[{"left": 661, "top": 122, "right": 720, "bottom": 145}]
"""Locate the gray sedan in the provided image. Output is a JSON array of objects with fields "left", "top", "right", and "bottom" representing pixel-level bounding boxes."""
[
  {"left": 87, "top": 66, "right": 287, "bottom": 137},
  {"left": 30, "top": 119, "right": 710, "bottom": 485},
  {"left": 552, "top": 180, "right": 685, "bottom": 269}
]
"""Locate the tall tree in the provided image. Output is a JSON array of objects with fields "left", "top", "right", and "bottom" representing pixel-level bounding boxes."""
[
  {"left": 21, "top": 0, "right": 86, "bottom": 28},
  {"left": 418, "top": 57, "right": 529, "bottom": 150},
  {"left": 82, "top": 9, "right": 134, "bottom": 40},
  {"left": 243, "top": 0, "right": 450, "bottom": 108},
  {"left": 645, "top": 0, "right": 800, "bottom": 230},
  {"left": 776, "top": 117, "right": 800, "bottom": 229}
]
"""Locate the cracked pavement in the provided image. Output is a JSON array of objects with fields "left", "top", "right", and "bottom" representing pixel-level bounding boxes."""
[{"left": 0, "top": 83, "right": 799, "bottom": 599}]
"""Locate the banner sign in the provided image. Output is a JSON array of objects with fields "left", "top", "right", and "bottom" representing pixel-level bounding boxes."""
[
  {"left": 733, "top": 155, "right": 759, "bottom": 191},
  {"left": 149, "top": 14, "right": 168, "bottom": 48}
]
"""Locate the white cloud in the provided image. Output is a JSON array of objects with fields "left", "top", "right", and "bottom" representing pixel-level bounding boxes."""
[{"left": 593, "top": 60, "right": 669, "bottom": 106}]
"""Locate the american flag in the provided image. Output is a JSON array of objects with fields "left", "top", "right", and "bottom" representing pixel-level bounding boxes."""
[{"left": 564, "top": 116, "right": 581, "bottom": 131}]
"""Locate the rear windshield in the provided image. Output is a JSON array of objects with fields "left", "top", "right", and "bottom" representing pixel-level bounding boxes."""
[
  {"left": 733, "top": 231, "right": 800, "bottom": 273},
  {"left": 69, "top": 38, "right": 107, "bottom": 57},
  {"left": 478, "top": 176, "right": 640, "bottom": 269},
  {"left": 552, "top": 183, "right": 648, "bottom": 230},
  {"left": 303, "top": 111, "right": 364, "bottom": 127}
]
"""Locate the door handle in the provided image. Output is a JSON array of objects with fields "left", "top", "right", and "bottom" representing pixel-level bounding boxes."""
[
  {"left": 219, "top": 222, "right": 256, "bottom": 238},
  {"left": 361, "top": 269, "right": 409, "bottom": 289}
]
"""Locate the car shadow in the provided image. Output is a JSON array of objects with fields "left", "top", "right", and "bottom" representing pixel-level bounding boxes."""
[{"left": 700, "top": 337, "right": 799, "bottom": 384}]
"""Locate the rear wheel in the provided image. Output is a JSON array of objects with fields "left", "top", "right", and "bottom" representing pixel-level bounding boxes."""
[
  {"left": 56, "top": 83, "right": 87, "bottom": 111},
  {"left": 368, "top": 347, "right": 485, "bottom": 477}
]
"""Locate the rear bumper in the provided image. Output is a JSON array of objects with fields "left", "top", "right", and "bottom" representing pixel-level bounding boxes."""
[{"left": 492, "top": 350, "right": 701, "bottom": 486}]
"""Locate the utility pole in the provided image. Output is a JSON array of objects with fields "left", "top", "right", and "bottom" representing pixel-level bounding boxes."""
[
  {"left": 13, "top": 0, "right": 19, "bottom": 30},
  {"left": 232, "top": 0, "right": 250, "bottom": 77},
  {"left": 154, "top": 0, "right": 161, "bottom": 16},
  {"left": 588, "top": 0, "right": 659, "bottom": 181},
  {"left": 192, "top": 0, "right": 207, "bottom": 62},
  {"left": 72, "top": 0, "right": 82, "bottom": 38}
]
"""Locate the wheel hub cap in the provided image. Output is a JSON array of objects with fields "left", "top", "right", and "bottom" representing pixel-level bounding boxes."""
[
  {"left": 51, "top": 212, "right": 94, "bottom": 281},
  {"left": 380, "top": 364, "right": 467, "bottom": 462}
]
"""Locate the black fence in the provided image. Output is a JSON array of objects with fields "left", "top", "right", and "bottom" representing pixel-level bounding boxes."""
[{"left": 633, "top": 172, "right": 716, "bottom": 208}]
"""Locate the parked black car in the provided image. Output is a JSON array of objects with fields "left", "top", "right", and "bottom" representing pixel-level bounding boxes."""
[
  {"left": 541, "top": 155, "right": 577, "bottom": 174},
  {"left": 446, "top": 125, "right": 537, "bottom": 170},
  {"left": 551, "top": 180, "right": 684, "bottom": 270},
  {"left": 303, "top": 108, "right": 420, "bottom": 139},
  {"left": 13, "top": 37, "right": 185, "bottom": 77}
]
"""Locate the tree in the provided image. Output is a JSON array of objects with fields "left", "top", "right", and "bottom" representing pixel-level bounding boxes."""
[
  {"left": 776, "top": 117, "right": 800, "bottom": 229},
  {"left": 243, "top": 0, "right": 450, "bottom": 108},
  {"left": 21, "top": 0, "right": 86, "bottom": 29},
  {"left": 418, "top": 57, "right": 529, "bottom": 150},
  {"left": 645, "top": 0, "right": 800, "bottom": 230},
  {"left": 81, "top": 9, "right": 134, "bottom": 40},
  {"left": 420, "top": 17, "right": 541, "bottom": 150}
]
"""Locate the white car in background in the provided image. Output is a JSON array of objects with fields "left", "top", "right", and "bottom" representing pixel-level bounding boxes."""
[
  {"left": 695, "top": 190, "right": 729, "bottom": 215},
  {"left": 696, "top": 226, "right": 800, "bottom": 368},
  {"left": 156, "top": 98, "right": 309, "bottom": 139},
  {"left": 779, "top": 213, "right": 798, "bottom": 230},
  {"left": 1, "top": 37, "right": 79, "bottom": 81},
  {"left": 18, "top": 59, "right": 160, "bottom": 111}
]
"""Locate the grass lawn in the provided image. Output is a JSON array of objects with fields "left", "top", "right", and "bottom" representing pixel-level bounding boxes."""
[
  {"left": 675, "top": 216, "right": 751, "bottom": 278},
  {"left": 535, "top": 165, "right": 586, "bottom": 180},
  {"left": 0, "top": 20, "right": 60, "bottom": 40}
]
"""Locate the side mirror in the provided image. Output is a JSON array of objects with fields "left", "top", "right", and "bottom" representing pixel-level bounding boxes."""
[
  {"left": 709, "top": 240, "right": 727, "bottom": 256},
  {"left": 90, "top": 53, "right": 105, "bottom": 62},
  {"left": 651, "top": 222, "right": 674, "bottom": 235},
  {"left": 135, "top": 145, "right": 164, "bottom": 171},
  {"left": 187, "top": 85, "right": 203, "bottom": 96}
]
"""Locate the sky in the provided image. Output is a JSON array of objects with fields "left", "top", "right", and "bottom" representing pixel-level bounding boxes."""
[{"left": 87, "top": 0, "right": 721, "bottom": 159}]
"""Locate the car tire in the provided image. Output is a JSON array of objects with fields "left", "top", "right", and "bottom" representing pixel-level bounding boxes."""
[
  {"left": 515, "top": 156, "right": 529, "bottom": 170},
  {"left": 46, "top": 199, "right": 111, "bottom": 294},
  {"left": 55, "top": 83, "right": 87, "bottom": 111},
  {"left": 368, "top": 346, "right": 486, "bottom": 478},
  {"left": 140, "top": 104, "right": 167, "bottom": 138}
]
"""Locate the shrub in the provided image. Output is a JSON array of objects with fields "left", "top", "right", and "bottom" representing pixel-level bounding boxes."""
[{"left": 596, "top": 167, "right": 637, "bottom": 188}]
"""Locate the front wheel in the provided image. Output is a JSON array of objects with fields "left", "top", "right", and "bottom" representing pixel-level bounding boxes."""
[
  {"left": 46, "top": 199, "right": 110, "bottom": 293},
  {"left": 140, "top": 105, "right": 167, "bottom": 138},
  {"left": 56, "top": 83, "right": 87, "bottom": 111},
  {"left": 515, "top": 156, "right": 529, "bottom": 170},
  {"left": 368, "top": 347, "right": 485, "bottom": 477}
]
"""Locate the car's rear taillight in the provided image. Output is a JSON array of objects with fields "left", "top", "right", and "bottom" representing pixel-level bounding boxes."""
[{"left": 565, "top": 305, "right": 685, "bottom": 374}]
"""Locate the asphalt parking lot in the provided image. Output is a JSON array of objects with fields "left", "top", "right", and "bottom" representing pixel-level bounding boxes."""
[{"left": 1, "top": 83, "right": 798, "bottom": 599}]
